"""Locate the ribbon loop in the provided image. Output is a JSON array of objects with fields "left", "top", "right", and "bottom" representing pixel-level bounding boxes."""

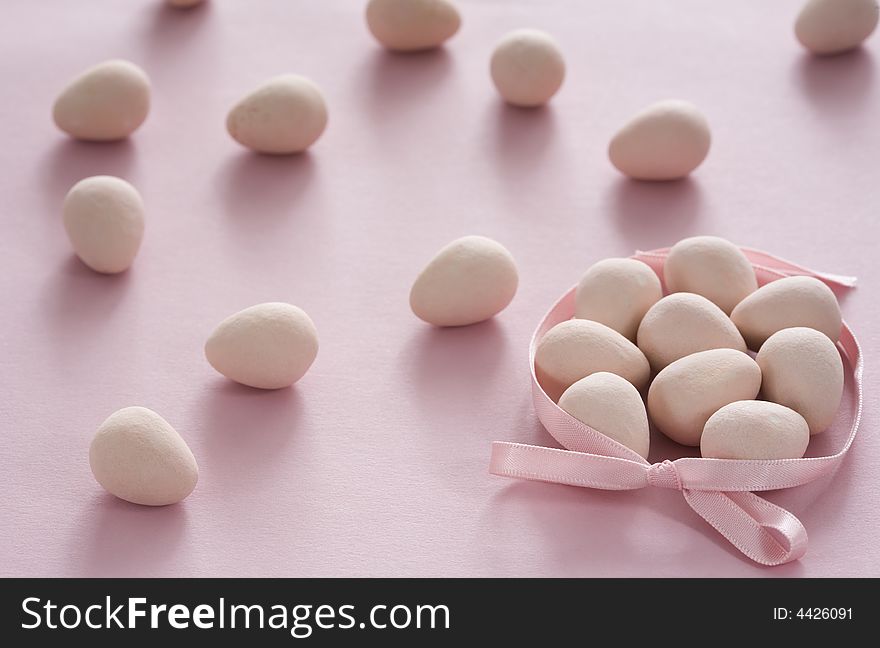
[{"left": 682, "top": 490, "right": 808, "bottom": 566}]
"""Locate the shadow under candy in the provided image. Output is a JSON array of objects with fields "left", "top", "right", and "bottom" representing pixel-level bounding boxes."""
[
  {"left": 71, "top": 493, "right": 189, "bottom": 577},
  {"left": 400, "top": 318, "right": 510, "bottom": 411},
  {"left": 792, "top": 47, "right": 875, "bottom": 117},
  {"left": 605, "top": 176, "right": 704, "bottom": 249}
]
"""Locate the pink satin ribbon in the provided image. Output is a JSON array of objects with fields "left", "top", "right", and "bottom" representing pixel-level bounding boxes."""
[{"left": 489, "top": 248, "right": 863, "bottom": 566}]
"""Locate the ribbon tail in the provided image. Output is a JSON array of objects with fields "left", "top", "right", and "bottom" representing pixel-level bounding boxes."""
[
  {"left": 739, "top": 247, "right": 857, "bottom": 288},
  {"left": 682, "top": 490, "right": 808, "bottom": 566},
  {"left": 489, "top": 442, "right": 648, "bottom": 491}
]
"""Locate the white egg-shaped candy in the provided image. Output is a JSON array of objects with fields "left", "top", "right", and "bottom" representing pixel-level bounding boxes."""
[
  {"left": 608, "top": 100, "right": 711, "bottom": 181},
  {"left": 795, "top": 0, "right": 879, "bottom": 55},
  {"left": 535, "top": 319, "right": 650, "bottom": 402},
  {"left": 490, "top": 29, "right": 566, "bottom": 107},
  {"left": 63, "top": 175, "right": 145, "bottom": 274},
  {"left": 756, "top": 327, "right": 843, "bottom": 435},
  {"left": 574, "top": 258, "right": 662, "bottom": 341},
  {"left": 637, "top": 293, "right": 746, "bottom": 372},
  {"left": 410, "top": 235, "right": 518, "bottom": 327},
  {"left": 53, "top": 60, "right": 150, "bottom": 141},
  {"left": 90, "top": 407, "right": 198, "bottom": 506},
  {"left": 227, "top": 75, "right": 328, "bottom": 154},
  {"left": 730, "top": 275, "right": 842, "bottom": 350},
  {"left": 701, "top": 401, "right": 810, "bottom": 460},
  {"left": 559, "top": 372, "right": 650, "bottom": 459},
  {"left": 366, "top": 0, "right": 461, "bottom": 51},
  {"left": 664, "top": 236, "right": 757, "bottom": 314},
  {"left": 205, "top": 303, "right": 319, "bottom": 389},
  {"left": 648, "top": 349, "right": 761, "bottom": 447}
]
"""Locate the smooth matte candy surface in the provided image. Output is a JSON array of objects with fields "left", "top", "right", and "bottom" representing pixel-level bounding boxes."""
[
  {"left": 559, "top": 372, "right": 650, "bottom": 459},
  {"left": 574, "top": 257, "right": 662, "bottom": 341},
  {"left": 663, "top": 236, "right": 757, "bottom": 314},
  {"left": 490, "top": 29, "right": 566, "bottom": 107},
  {"left": 62, "top": 175, "right": 145, "bottom": 274},
  {"left": 409, "top": 235, "right": 518, "bottom": 327},
  {"left": 535, "top": 319, "right": 650, "bottom": 402},
  {"left": 53, "top": 59, "right": 150, "bottom": 141},
  {"left": 637, "top": 293, "right": 747, "bottom": 372},
  {"left": 366, "top": 0, "right": 461, "bottom": 51},
  {"left": 227, "top": 75, "right": 328, "bottom": 154},
  {"left": 757, "top": 327, "right": 844, "bottom": 435},
  {"left": 89, "top": 407, "right": 198, "bottom": 506},
  {"left": 205, "top": 302, "right": 319, "bottom": 389},
  {"left": 730, "top": 275, "right": 842, "bottom": 350},
  {"left": 608, "top": 99, "right": 711, "bottom": 180},
  {"left": 795, "top": 0, "right": 879, "bottom": 55},
  {"left": 701, "top": 400, "right": 810, "bottom": 460},
  {"left": 648, "top": 348, "right": 761, "bottom": 447}
]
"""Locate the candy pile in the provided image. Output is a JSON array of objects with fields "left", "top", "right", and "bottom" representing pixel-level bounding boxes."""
[{"left": 534, "top": 236, "right": 844, "bottom": 461}]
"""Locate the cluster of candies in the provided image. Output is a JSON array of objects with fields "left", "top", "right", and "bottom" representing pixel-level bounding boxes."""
[
  {"left": 534, "top": 236, "right": 844, "bottom": 462},
  {"left": 47, "top": 0, "right": 873, "bottom": 506}
]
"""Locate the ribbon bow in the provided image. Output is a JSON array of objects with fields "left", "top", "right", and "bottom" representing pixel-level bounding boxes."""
[{"left": 489, "top": 248, "right": 863, "bottom": 566}]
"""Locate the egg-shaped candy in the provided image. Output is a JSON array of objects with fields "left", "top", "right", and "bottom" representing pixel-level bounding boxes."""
[
  {"left": 366, "top": 0, "right": 461, "bottom": 51},
  {"left": 534, "top": 319, "right": 650, "bottom": 402},
  {"left": 648, "top": 349, "right": 761, "bottom": 446},
  {"left": 227, "top": 75, "right": 328, "bottom": 154},
  {"left": 730, "top": 275, "right": 841, "bottom": 349},
  {"left": 490, "top": 29, "right": 566, "bottom": 107},
  {"left": 608, "top": 100, "right": 711, "bottom": 181},
  {"left": 62, "top": 175, "right": 145, "bottom": 274},
  {"left": 637, "top": 293, "right": 746, "bottom": 372},
  {"left": 663, "top": 236, "right": 757, "bottom": 314},
  {"left": 795, "top": 0, "right": 879, "bottom": 55},
  {"left": 410, "top": 235, "right": 518, "bottom": 327},
  {"left": 90, "top": 406, "right": 198, "bottom": 506},
  {"left": 205, "top": 302, "right": 319, "bottom": 389},
  {"left": 559, "top": 372, "right": 650, "bottom": 459},
  {"left": 701, "top": 401, "right": 810, "bottom": 460},
  {"left": 53, "top": 60, "right": 150, "bottom": 141},
  {"left": 574, "top": 258, "right": 662, "bottom": 341},
  {"left": 756, "top": 327, "right": 843, "bottom": 435}
]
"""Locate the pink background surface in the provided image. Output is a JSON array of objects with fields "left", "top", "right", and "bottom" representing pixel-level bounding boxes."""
[{"left": 1, "top": 0, "right": 878, "bottom": 577}]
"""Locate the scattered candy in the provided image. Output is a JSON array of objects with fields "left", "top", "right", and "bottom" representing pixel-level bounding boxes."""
[
  {"left": 490, "top": 29, "right": 565, "bottom": 107},
  {"left": 730, "top": 275, "right": 842, "bottom": 350},
  {"left": 663, "top": 236, "right": 757, "bottom": 314},
  {"left": 227, "top": 75, "right": 328, "bottom": 154},
  {"left": 89, "top": 406, "right": 198, "bottom": 506},
  {"left": 53, "top": 59, "right": 150, "bottom": 141},
  {"left": 608, "top": 100, "right": 710, "bottom": 181},
  {"left": 409, "top": 235, "right": 518, "bottom": 327},
  {"left": 648, "top": 349, "right": 761, "bottom": 447},
  {"left": 795, "top": 0, "right": 879, "bottom": 55},
  {"left": 701, "top": 400, "right": 810, "bottom": 460},
  {"left": 63, "top": 175, "right": 145, "bottom": 274},
  {"left": 366, "top": 0, "right": 461, "bottom": 52},
  {"left": 559, "top": 372, "right": 650, "bottom": 459},
  {"left": 535, "top": 319, "right": 650, "bottom": 402},
  {"left": 205, "top": 302, "right": 319, "bottom": 389},
  {"left": 636, "top": 293, "right": 746, "bottom": 372},
  {"left": 756, "top": 327, "right": 844, "bottom": 435},
  {"left": 574, "top": 258, "right": 662, "bottom": 341}
]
